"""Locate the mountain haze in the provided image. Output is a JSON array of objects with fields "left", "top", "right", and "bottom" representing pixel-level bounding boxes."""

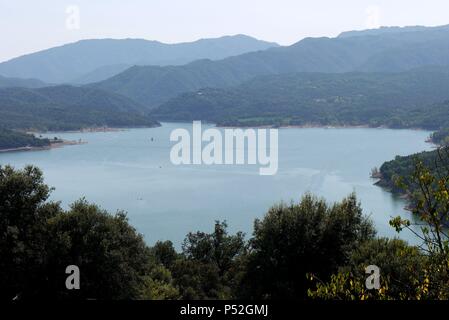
[
  {"left": 0, "top": 35, "right": 278, "bottom": 84},
  {"left": 0, "top": 75, "right": 47, "bottom": 88},
  {"left": 92, "top": 25, "right": 449, "bottom": 108},
  {"left": 338, "top": 24, "right": 449, "bottom": 38}
]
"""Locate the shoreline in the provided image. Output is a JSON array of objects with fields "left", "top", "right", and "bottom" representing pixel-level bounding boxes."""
[
  {"left": 216, "top": 122, "right": 438, "bottom": 149},
  {"left": 0, "top": 139, "right": 87, "bottom": 154},
  {"left": 27, "top": 124, "right": 161, "bottom": 135},
  {"left": 215, "top": 122, "right": 436, "bottom": 134},
  {"left": 216, "top": 123, "right": 371, "bottom": 129},
  {"left": 30, "top": 127, "right": 128, "bottom": 135}
]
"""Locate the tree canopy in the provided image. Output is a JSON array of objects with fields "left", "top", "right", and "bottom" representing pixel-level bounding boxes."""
[{"left": 1, "top": 163, "right": 448, "bottom": 300}]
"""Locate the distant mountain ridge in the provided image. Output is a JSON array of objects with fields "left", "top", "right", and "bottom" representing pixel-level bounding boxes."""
[
  {"left": 0, "top": 35, "right": 279, "bottom": 83},
  {"left": 338, "top": 24, "right": 449, "bottom": 38},
  {"left": 0, "top": 74, "right": 47, "bottom": 88},
  {"left": 91, "top": 25, "right": 449, "bottom": 108}
]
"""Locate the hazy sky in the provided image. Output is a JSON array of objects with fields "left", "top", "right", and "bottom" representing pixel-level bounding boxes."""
[{"left": 1, "top": 0, "right": 449, "bottom": 62}]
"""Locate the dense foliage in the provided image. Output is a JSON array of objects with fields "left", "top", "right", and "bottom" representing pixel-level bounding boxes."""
[
  {"left": 431, "top": 125, "right": 449, "bottom": 145},
  {"left": 308, "top": 238, "right": 427, "bottom": 300},
  {"left": 0, "top": 85, "right": 159, "bottom": 131},
  {"left": 0, "top": 129, "right": 50, "bottom": 150},
  {"left": 311, "top": 151, "right": 449, "bottom": 300},
  {"left": 376, "top": 147, "right": 449, "bottom": 197},
  {"left": 390, "top": 156, "right": 449, "bottom": 299},
  {"left": 238, "top": 194, "right": 375, "bottom": 299},
  {"left": 0, "top": 165, "right": 153, "bottom": 300},
  {"left": 94, "top": 26, "right": 449, "bottom": 107},
  {"left": 45, "top": 200, "right": 153, "bottom": 299},
  {"left": 0, "top": 165, "right": 377, "bottom": 300},
  {"left": 153, "top": 68, "right": 449, "bottom": 128},
  {"left": 376, "top": 150, "right": 440, "bottom": 193},
  {"left": 1, "top": 163, "right": 447, "bottom": 300}
]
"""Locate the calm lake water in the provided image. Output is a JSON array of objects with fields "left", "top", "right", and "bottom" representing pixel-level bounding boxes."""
[{"left": 0, "top": 123, "right": 433, "bottom": 247}]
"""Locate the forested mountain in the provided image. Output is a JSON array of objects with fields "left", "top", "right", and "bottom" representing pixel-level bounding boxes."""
[
  {"left": 375, "top": 99, "right": 449, "bottom": 194},
  {"left": 72, "top": 64, "right": 133, "bottom": 84},
  {"left": 0, "top": 86, "right": 159, "bottom": 131},
  {"left": 151, "top": 67, "right": 449, "bottom": 127},
  {"left": 357, "top": 37, "right": 449, "bottom": 72},
  {"left": 375, "top": 149, "right": 441, "bottom": 194},
  {"left": 0, "top": 129, "right": 50, "bottom": 150},
  {"left": 91, "top": 25, "right": 449, "bottom": 108},
  {"left": 0, "top": 35, "right": 278, "bottom": 83},
  {"left": 0, "top": 74, "right": 47, "bottom": 88}
]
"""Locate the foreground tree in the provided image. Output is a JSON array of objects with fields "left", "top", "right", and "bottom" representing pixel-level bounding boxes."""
[
  {"left": 167, "top": 221, "right": 247, "bottom": 299},
  {"left": 239, "top": 193, "right": 375, "bottom": 299},
  {"left": 308, "top": 238, "right": 426, "bottom": 300},
  {"left": 0, "top": 165, "right": 60, "bottom": 300},
  {"left": 389, "top": 148, "right": 449, "bottom": 299},
  {"left": 0, "top": 165, "right": 154, "bottom": 300},
  {"left": 309, "top": 148, "right": 449, "bottom": 300},
  {"left": 5, "top": 163, "right": 446, "bottom": 300},
  {"left": 44, "top": 200, "right": 153, "bottom": 299}
]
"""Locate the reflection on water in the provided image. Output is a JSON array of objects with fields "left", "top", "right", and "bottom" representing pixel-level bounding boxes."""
[{"left": 0, "top": 123, "right": 433, "bottom": 247}]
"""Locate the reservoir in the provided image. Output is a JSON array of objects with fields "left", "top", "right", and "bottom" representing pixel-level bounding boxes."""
[{"left": 0, "top": 123, "right": 433, "bottom": 247}]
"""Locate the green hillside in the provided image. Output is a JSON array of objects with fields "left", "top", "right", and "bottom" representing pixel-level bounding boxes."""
[
  {"left": 0, "top": 129, "right": 50, "bottom": 150},
  {"left": 0, "top": 74, "right": 47, "bottom": 88},
  {"left": 92, "top": 26, "right": 449, "bottom": 108},
  {"left": 152, "top": 67, "right": 449, "bottom": 128},
  {"left": 0, "top": 85, "right": 159, "bottom": 131}
]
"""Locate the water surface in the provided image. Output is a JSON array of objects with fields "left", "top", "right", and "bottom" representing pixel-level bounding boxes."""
[{"left": 0, "top": 123, "right": 433, "bottom": 246}]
